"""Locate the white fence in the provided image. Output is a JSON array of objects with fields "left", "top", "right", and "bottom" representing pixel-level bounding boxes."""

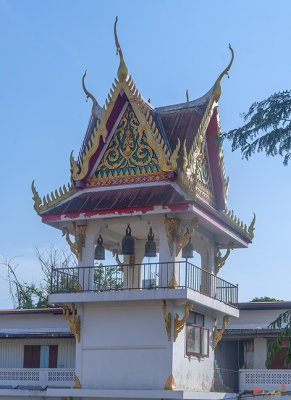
[
  {"left": 0, "top": 368, "right": 75, "bottom": 388},
  {"left": 239, "top": 369, "right": 291, "bottom": 392}
]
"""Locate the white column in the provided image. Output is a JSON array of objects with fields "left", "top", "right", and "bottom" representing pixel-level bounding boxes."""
[
  {"left": 156, "top": 220, "right": 182, "bottom": 288},
  {"left": 78, "top": 222, "right": 95, "bottom": 292}
]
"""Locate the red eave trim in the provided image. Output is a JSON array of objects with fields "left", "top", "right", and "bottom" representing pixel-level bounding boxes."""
[
  {"left": 41, "top": 201, "right": 250, "bottom": 245},
  {"left": 41, "top": 202, "right": 191, "bottom": 223}
]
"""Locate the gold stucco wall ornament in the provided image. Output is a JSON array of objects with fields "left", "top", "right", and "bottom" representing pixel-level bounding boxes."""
[
  {"left": 164, "top": 216, "right": 198, "bottom": 257},
  {"left": 174, "top": 302, "right": 192, "bottom": 342},
  {"left": 164, "top": 374, "right": 176, "bottom": 391},
  {"left": 31, "top": 180, "right": 77, "bottom": 214},
  {"left": 112, "top": 249, "right": 135, "bottom": 269},
  {"left": 63, "top": 303, "right": 81, "bottom": 343},
  {"left": 73, "top": 374, "right": 81, "bottom": 389},
  {"left": 213, "top": 315, "right": 229, "bottom": 350},
  {"left": 62, "top": 222, "right": 87, "bottom": 261},
  {"left": 215, "top": 244, "right": 233, "bottom": 275},
  {"left": 162, "top": 300, "right": 172, "bottom": 341},
  {"left": 222, "top": 209, "right": 256, "bottom": 241}
]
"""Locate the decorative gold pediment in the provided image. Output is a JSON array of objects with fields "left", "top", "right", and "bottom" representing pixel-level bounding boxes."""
[
  {"left": 70, "top": 74, "right": 180, "bottom": 183},
  {"left": 85, "top": 104, "right": 165, "bottom": 187}
]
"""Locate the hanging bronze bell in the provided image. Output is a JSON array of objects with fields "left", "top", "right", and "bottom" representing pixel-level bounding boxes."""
[
  {"left": 94, "top": 234, "right": 105, "bottom": 260},
  {"left": 122, "top": 224, "right": 135, "bottom": 255},
  {"left": 182, "top": 238, "right": 194, "bottom": 259},
  {"left": 144, "top": 227, "right": 156, "bottom": 258}
]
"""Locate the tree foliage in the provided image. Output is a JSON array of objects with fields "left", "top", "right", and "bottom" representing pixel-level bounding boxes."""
[
  {"left": 223, "top": 90, "right": 291, "bottom": 165},
  {"left": 251, "top": 296, "right": 282, "bottom": 302},
  {"left": 1, "top": 245, "right": 75, "bottom": 309},
  {"left": 266, "top": 310, "right": 291, "bottom": 367}
]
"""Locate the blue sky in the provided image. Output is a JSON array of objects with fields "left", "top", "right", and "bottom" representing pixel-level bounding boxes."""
[{"left": 0, "top": 0, "right": 290, "bottom": 308}]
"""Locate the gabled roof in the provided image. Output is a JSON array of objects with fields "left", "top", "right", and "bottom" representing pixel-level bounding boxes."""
[{"left": 31, "top": 20, "right": 255, "bottom": 243}]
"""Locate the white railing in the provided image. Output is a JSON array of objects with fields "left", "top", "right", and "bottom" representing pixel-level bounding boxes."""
[
  {"left": 239, "top": 369, "right": 291, "bottom": 392},
  {"left": 0, "top": 368, "right": 75, "bottom": 388}
]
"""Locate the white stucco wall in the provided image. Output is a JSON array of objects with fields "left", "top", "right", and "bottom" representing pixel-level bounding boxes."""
[
  {"left": 78, "top": 300, "right": 171, "bottom": 390},
  {"left": 173, "top": 306, "right": 214, "bottom": 391},
  {"left": 75, "top": 299, "right": 217, "bottom": 392}
]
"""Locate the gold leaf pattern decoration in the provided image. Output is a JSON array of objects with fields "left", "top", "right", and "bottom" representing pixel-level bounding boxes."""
[{"left": 94, "top": 104, "right": 160, "bottom": 179}]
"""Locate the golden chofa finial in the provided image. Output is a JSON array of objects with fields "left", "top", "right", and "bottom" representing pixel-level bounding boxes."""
[
  {"left": 82, "top": 70, "right": 98, "bottom": 118},
  {"left": 114, "top": 16, "right": 128, "bottom": 82},
  {"left": 213, "top": 44, "right": 234, "bottom": 102}
]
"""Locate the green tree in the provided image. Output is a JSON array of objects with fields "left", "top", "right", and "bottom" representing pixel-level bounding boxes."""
[
  {"left": 223, "top": 90, "right": 291, "bottom": 165},
  {"left": 94, "top": 263, "right": 122, "bottom": 291},
  {"left": 251, "top": 296, "right": 282, "bottom": 302},
  {"left": 224, "top": 90, "right": 291, "bottom": 366},
  {"left": 266, "top": 311, "right": 291, "bottom": 367},
  {"left": 1, "top": 245, "right": 75, "bottom": 309}
]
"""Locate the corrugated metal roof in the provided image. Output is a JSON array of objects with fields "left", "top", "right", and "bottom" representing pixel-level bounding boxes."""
[
  {"left": 238, "top": 302, "right": 291, "bottom": 310},
  {"left": 0, "top": 308, "right": 63, "bottom": 315},
  {"left": 42, "top": 184, "right": 188, "bottom": 216}
]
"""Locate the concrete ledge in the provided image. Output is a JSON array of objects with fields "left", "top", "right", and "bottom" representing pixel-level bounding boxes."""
[
  {"left": 49, "top": 288, "right": 238, "bottom": 317},
  {"left": 0, "top": 388, "right": 238, "bottom": 399}
]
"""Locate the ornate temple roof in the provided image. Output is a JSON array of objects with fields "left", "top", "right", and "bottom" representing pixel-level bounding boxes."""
[{"left": 32, "top": 18, "right": 255, "bottom": 244}]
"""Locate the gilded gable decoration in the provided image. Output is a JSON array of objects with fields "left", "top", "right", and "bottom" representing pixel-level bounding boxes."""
[{"left": 86, "top": 104, "right": 164, "bottom": 187}]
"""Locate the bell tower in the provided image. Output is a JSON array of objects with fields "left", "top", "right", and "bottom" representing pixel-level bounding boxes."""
[{"left": 32, "top": 17, "right": 255, "bottom": 398}]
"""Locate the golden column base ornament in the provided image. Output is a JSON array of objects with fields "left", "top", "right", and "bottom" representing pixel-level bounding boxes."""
[
  {"left": 62, "top": 222, "right": 87, "bottom": 261},
  {"left": 162, "top": 300, "right": 171, "bottom": 341},
  {"left": 164, "top": 374, "right": 176, "bottom": 391},
  {"left": 168, "top": 276, "right": 177, "bottom": 289},
  {"left": 174, "top": 302, "right": 192, "bottom": 342},
  {"left": 73, "top": 374, "right": 81, "bottom": 389},
  {"left": 213, "top": 315, "right": 229, "bottom": 350},
  {"left": 63, "top": 303, "right": 81, "bottom": 343}
]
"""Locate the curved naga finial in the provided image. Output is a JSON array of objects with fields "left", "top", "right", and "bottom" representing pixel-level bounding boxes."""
[
  {"left": 31, "top": 180, "right": 42, "bottom": 213},
  {"left": 213, "top": 44, "right": 234, "bottom": 102},
  {"left": 114, "top": 16, "right": 128, "bottom": 82},
  {"left": 82, "top": 70, "right": 98, "bottom": 118},
  {"left": 248, "top": 213, "right": 256, "bottom": 240}
]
